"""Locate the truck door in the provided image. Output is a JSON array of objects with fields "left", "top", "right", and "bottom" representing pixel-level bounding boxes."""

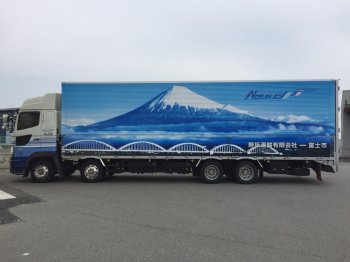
[{"left": 40, "top": 111, "right": 57, "bottom": 146}]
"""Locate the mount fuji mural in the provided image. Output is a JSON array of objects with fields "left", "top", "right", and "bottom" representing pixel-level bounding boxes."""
[
  {"left": 73, "top": 85, "right": 331, "bottom": 135},
  {"left": 61, "top": 81, "right": 336, "bottom": 157}
]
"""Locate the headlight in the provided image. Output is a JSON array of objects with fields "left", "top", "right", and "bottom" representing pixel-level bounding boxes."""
[{"left": 10, "top": 146, "right": 13, "bottom": 155}]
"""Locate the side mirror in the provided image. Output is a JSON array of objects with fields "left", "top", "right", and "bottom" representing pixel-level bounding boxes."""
[
  {"left": 2, "top": 114, "right": 8, "bottom": 123},
  {"left": 2, "top": 114, "right": 15, "bottom": 133}
]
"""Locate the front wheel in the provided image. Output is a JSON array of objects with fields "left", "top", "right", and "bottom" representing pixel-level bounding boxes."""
[
  {"left": 30, "top": 160, "right": 55, "bottom": 183},
  {"left": 80, "top": 160, "right": 105, "bottom": 183},
  {"left": 233, "top": 161, "right": 258, "bottom": 184},
  {"left": 200, "top": 161, "right": 224, "bottom": 184}
]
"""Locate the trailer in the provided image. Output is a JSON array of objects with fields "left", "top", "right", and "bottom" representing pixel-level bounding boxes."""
[{"left": 4, "top": 80, "right": 339, "bottom": 183}]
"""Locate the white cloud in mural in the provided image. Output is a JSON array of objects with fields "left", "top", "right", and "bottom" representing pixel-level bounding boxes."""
[
  {"left": 272, "top": 114, "right": 313, "bottom": 124},
  {"left": 63, "top": 118, "right": 95, "bottom": 126}
]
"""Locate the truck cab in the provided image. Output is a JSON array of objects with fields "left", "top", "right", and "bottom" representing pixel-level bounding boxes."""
[{"left": 6, "top": 93, "right": 61, "bottom": 181}]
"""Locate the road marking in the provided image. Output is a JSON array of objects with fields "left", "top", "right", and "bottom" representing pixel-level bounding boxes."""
[{"left": 0, "top": 190, "right": 16, "bottom": 200}]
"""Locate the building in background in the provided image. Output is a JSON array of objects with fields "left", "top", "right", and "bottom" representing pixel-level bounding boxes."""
[
  {"left": 341, "top": 91, "right": 350, "bottom": 159},
  {"left": 0, "top": 108, "right": 18, "bottom": 144}
]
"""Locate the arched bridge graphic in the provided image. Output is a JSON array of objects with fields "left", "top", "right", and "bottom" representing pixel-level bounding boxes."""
[
  {"left": 62, "top": 140, "right": 117, "bottom": 151},
  {"left": 118, "top": 141, "right": 166, "bottom": 152},
  {"left": 209, "top": 144, "right": 246, "bottom": 155},
  {"left": 247, "top": 146, "right": 282, "bottom": 155},
  {"left": 62, "top": 140, "right": 282, "bottom": 155},
  {"left": 168, "top": 143, "right": 209, "bottom": 153}
]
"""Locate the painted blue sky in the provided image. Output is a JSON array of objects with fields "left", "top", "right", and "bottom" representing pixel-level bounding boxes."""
[{"left": 62, "top": 81, "right": 336, "bottom": 126}]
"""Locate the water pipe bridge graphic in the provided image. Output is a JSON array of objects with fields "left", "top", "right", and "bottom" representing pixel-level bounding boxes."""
[{"left": 62, "top": 140, "right": 282, "bottom": 155}]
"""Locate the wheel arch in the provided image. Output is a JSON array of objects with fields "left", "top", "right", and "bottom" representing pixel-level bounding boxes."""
[
  {"left": 26, "top": 152, "right": 61, "bottom": 175},
  {"left": 233, "top": 159, "right": 262, "bottom": 169},
  {"left": 77, "top": 157, "right": 105, "bottom": 169}
]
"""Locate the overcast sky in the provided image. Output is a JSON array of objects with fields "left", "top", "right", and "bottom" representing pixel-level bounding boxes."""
[{"left": 0, "top": 0, "right": 349, "bottom": 108}]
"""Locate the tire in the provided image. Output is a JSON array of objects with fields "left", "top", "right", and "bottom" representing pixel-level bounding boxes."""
[
  {"left": 233, "top": 161, "right": 258, "bottom": 184},
  {"left": 80, "top": 160, "right": 104, "bottom": 183},
  {"left": 30, "top": 160, "right": 55, "bottom": 183},
  {"left": 200, "top": 161, "right": 224, "bottom": 184}
]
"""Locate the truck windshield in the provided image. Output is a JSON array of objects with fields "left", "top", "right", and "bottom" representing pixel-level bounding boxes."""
[{"left": 17, "top": 112, "right": 40, "bottom": 130}]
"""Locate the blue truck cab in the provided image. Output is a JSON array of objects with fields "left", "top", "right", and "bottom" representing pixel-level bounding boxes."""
[{"left": 8, "top": 94, "right": 61, "bottom": 181}]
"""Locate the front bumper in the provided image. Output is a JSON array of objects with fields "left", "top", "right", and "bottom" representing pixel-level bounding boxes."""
[{"left": 10, "top": 156, "right": 27, "bottom": 175}]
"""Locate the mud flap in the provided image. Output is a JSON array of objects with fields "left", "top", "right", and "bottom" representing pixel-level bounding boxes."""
[
  {"left": 259, "top": 169, "right": 264, "bottom": 179},
  {"left": 312, "top": 163, "right": 322, "bottom": 181}
]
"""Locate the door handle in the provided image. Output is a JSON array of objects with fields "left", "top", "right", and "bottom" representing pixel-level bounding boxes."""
[{"left": 33, "top": 138, "right": 40, "bottom": 141}]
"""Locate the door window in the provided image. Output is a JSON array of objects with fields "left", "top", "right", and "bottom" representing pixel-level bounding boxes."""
[{"left": 17, "top": 112, "right": 40, "bottom": 130}]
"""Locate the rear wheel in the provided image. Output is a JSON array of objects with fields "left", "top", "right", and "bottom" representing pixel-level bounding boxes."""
[
  {"left": 200, "top": 161, "right": 223, "bottom": 184},
  {"left": 80, "top": 160, "right": 104, "bottom": 183},
  {"left": 233, "top": 161, "right": 258, "bottom": 184},
  {"left": 30, "top": 160, "right": 55, "bottom": 183}
]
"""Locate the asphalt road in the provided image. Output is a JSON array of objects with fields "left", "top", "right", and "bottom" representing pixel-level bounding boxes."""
[{"left": 0, "top": 163, "right": 350, "bottom": 262}]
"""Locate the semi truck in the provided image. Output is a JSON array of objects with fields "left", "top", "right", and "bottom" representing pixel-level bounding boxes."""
[{"left": 3, "top": 80, "right": 339, "bottom": 184}]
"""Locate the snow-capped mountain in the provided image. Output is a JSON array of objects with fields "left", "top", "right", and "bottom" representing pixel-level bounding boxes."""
[
  {"left": 221, "top": 104, "right": 251, "bottom": 115},
  {"left": 147, "top": 85, "right": 226, "bottom": 111},
  {"left": 73, "top": 85, "right": 330, "bottom": 134},
  {"left": 76, "top": 85, "right": 261, "bottom": 132},
  {"left": 146, "top": 86, "right": 250, "bottom": 115}
]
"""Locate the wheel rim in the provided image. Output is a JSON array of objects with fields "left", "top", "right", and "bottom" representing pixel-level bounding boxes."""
[
  {"left": 84, "top": 165, "right": 99, "bottom": 180},
  {"left": 238, "top": 165, "right": 255, "bottom": 181},
  {"left": 204, "top": 165, "right": 220, "bottom": 181},
  {"left": 34, "top": 165, "right": 49, "bottom": 179}
]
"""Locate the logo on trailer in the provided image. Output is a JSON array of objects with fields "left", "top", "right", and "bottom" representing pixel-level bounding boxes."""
[{"left": 245, "top": 89, "right": 304, "bottom": 100}]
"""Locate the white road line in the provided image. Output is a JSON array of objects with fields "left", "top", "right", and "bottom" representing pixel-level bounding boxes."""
[{"left": 0, "top": 190, "right": 16, "bottom": 200}]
